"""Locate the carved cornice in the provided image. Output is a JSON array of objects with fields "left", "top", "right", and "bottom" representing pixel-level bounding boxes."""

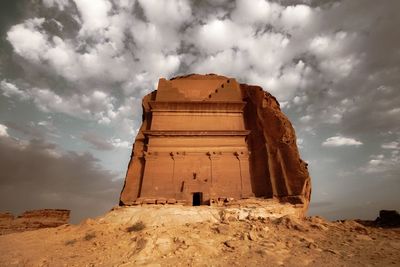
[
  {"left": 143, "top": 130, "right": 250, "bottom": 136},
  {"left": 149, "top": 101, "right": 246, "bottom": 113}
]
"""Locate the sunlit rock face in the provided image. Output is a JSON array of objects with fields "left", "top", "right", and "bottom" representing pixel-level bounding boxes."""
[{"left": 119, "top": 74, "right": 311, "bottom": 211}]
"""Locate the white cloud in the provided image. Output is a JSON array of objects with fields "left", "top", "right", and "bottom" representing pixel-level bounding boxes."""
[
  {"left": 268, "top": 61, "right": 307, "bottom": 100},
  {"left": 240, "top": 31, "right": 290, "bottom": 72},
  {"left": 110, "top": 138, "right": 131, "bottom": 149},
  {"left": 388, "top": 108, "right": 400, "bottom": 115},
  {"left": 280, "top": 101, "right": 289, "bottom": 109},
  {"left": 6, "top": 18, "right": 48, "bottom": 62},
  {"left": 193, "top": 49, "right": 248, "bottom": 77},
  {"left": 318, "top": 97, "right": 356, "bottom": 124},
  {"left": 310, "top": 32, "right": 349, "bottom": 57},
  {"left": 322, "top": 136, "right": 363, "bottom": 147},
  {"left": 113, "top": 0, "right": 134, "bottom": 10},
  {"left": 44, "top": 37, "right": 81, "bottom": 81},
  {"left": 73, "top": 0, "right": 112, "bottom": 33},
  {"left": 297, "top": 138, "right": 304, "bottom": 149},
  {"left": 0, "top": 80, "right": 28, "bottom": 100},
  {"left": 310, "top": 35, "right": 333, "bottom": 56},
  {"left": 309, "top": 31, "right": 361, "bottom": 80},
  {"left": 147, "top": 53, "right": 181, "bottom": 77},
  {"left": 4, "top": 0, "right": 316, "bottom": 105},
  {"left": 231, "top": 0, "right": 282, "bottom": 25},
  {"left": 42, "top": 0, "right": 69, "bottom": 10},
  {"left": 381, "top": 141, "right": 400, "bottom": 150},
  {"left": 82, "top": 133, "right": 131, "bottom": 150},
  {"left": 303, "top": 126, "right": 316, "bottom": 136},
  {"left": 368, "top": 154, "right": 384, "bottom": 166},
  {"left": 299, "top": 115, "right": 312, "bottom": 123},
  {"left": 192, "top": 19, "right": 243, "bottom": 54},
  {"left": 377, "top": 85, "right": 392, "bottom": 93},
  {"left": 320, "top": 55, "right": 360, "bottom": 79},
  {"left": 2, "top": 78, "right": 143, "bottom": 139},
  {"left": 293, "top": 95, "right": 308, "bottom": 105},
  {"left": 191, "top": 25, "right": 308, "bottom": 102},
  {"left": 281, "top": 4, "right": 312, "bottom": 30},
  {"left": 0, "top": 124, "right": 9, "bottom": 137},
  {"left": 138, "top": 0, "right": 192, "bottom": 28},
  {"left": 362, "top": 153, "right": 400, "bottom": 174},
  {"left": 320, "top": 109, "right": 343, "bottom": 124},
  {"left": 29, "top": 88, "right": 118, "bottom": 124},
  {"left": 7, "top": 20, "right": 82, "bottom": 81},
  {"left": 6, "top": 10, "right": 135, "bottom": 84}
]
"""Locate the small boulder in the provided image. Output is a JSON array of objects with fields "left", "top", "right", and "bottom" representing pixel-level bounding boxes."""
[{"left": 375, "top": 210, "right": 400, "bottom": 227}]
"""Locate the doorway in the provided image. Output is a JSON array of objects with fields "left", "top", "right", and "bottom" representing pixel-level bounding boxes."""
[{"left": 192, "top": 192, "right": 202, "bottom": 206}]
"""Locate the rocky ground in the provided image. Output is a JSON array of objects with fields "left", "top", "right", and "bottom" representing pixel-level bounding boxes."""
[{"left": 0, "top": 204, "right": 399, "bottom": 267}]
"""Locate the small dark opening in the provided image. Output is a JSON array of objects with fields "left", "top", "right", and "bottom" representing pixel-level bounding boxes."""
[{"left": 192, "top": 192, "right": 202, "bottom": 206}]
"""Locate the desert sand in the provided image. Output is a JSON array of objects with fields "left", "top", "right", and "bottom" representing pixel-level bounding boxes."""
[{"left": 0, "top": 203, "right": 399, "bottom": 267}]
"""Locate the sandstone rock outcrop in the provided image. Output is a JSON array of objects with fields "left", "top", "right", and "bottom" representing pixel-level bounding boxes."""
[
  {"left": 120, "top": 74, "right": 311, "bottom": 212},
  {"left": 0, "top": 209, "right": 70, "bottom": 235},
  {"left": 241, "top": 84, "right": 311, "bottom": 205}
]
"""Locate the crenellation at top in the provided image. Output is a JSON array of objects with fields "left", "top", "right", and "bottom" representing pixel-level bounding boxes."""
[{"left": 156, "top": 75, "right": 242, "bottom": 102}]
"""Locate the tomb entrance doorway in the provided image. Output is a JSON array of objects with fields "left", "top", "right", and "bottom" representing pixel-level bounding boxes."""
[{"left": 192, "top": 192, "right": 203, "bottom": 206}]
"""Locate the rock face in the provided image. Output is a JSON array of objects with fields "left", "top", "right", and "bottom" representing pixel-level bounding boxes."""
[
  {"left": 0, "top": 209, "right": 70, "bottom": 235},
  {"left": 120, "top": 74, "right": 311, "bottom": 211},
  {"left": 241, "top": 84, "right": 311, "bottom": 205}
]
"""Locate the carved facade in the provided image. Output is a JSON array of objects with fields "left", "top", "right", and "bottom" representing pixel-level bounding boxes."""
[{"left": 120, "top": 74, "right": 311, "bottom": 207}]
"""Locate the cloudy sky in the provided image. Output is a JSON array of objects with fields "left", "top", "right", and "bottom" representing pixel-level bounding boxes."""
[{"left": 0, "top": 0, "right": 399, "bottom": 223}]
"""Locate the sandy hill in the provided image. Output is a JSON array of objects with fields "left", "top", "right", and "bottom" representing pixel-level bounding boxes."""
[{"left": 0, "top": 202, "right": 399, "bottom": 267}]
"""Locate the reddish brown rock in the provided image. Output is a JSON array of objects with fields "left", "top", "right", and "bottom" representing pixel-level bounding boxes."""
[
  {"left": 0, "top": 209, "right": 70, "bottom": 235},
  {"left": 120, "top": 74, "right": 311, "bottom": 212},
  {"left": 0, "top": 212, "right": 14, "bottom": 220},
  {"left": 241, "top": 84, "right": 311, "bottom": 206}
]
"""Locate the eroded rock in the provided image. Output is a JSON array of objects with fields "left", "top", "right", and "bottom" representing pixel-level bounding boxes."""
[{"left": 0, "top": 209, "right": 70, "bottom": 235}]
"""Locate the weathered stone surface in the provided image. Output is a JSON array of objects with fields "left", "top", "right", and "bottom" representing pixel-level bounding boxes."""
[
  {"left": 241, "top": 84, "right": 311, "bottom": 206},
  {"left": 102, "top": 199, "right": 304, "bottom": 227},
  {"left": 0, "top": 212, "right": 14, "bottom": 220},
  {"left": 0, "top": 209, "right": 70, "bottom": 235},
  {"left": 120, "top": 74, "right": 311, "bottom": 212}
]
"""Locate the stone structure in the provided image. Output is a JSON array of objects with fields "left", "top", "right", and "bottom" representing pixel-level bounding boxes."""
[
  {"left": 120, "top": 74, "right": 311, "bottom": 209},
  {"left": 0, "top": 209, "right": 70, "bottom": 235}
]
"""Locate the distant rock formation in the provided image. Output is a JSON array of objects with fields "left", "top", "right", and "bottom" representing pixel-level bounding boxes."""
[
  {"left": 375, "top": 210, "right": 400, "bottom": 228},
  {"left": 120, "top": 74, "right": 311, "bottom": 212},
  {"left": 0, "top": 209, "right": 70, "bottom": 235}
]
